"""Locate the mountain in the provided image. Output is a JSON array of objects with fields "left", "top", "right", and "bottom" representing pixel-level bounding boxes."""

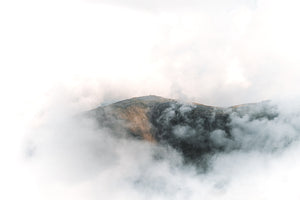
[{"left": 86, "top": 95, "right": 278, "bottom": 167}]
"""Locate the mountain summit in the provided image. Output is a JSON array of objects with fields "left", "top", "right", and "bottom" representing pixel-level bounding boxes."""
[{"left": 86, "top": 95, "right": 279, "bottom": 166}]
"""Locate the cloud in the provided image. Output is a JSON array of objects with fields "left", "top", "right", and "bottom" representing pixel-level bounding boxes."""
[
  {"left": 22, "top": 98, "right": 300, "bottom": 200},
  {"left": 95, "top": 0, "right": 257, "bottom": 12},
  {"left": 2, "top": 0, "right": 300, "bottom": 109},
  {"left": 1, "top": 0, "right": 300, "bottom": 199}
]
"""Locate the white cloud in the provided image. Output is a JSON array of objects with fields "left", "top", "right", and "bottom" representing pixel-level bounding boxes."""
[{"left": 1, "top": 0, "right": 300, "bottom": 199}]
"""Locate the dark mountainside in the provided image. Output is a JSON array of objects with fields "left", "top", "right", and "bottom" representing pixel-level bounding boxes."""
[{"left": 86, "top": 95, "right": 281, "bottom": 168}]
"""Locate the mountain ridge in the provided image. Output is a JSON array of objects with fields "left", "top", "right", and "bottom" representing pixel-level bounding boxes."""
[{"left": 86, "top": 95, "right": 278, "bottom": 167}]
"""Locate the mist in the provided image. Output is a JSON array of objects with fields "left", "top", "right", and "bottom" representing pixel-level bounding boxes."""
[
  {"left": 1, "top": 0, "right": 300, "bottom": 199},
  {"left": 22, "top": 99, "right": 300, "bottom": 200}
]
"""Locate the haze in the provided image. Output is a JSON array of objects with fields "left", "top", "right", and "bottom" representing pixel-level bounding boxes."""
[{"left": 1, "top": 0, "right": 300, "bottom": 199}]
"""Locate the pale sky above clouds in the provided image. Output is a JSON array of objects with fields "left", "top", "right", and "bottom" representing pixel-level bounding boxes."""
[{"left": 1, "top": 0, "right": 300, "bottom": 111}]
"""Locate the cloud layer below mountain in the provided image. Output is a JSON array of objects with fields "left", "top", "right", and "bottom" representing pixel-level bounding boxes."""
[{"left": 25, "top": 100, "right": 300, "bottom": 200}]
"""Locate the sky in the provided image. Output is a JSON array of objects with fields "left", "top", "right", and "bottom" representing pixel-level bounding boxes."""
[{"left": 1, "top": 0, "right": 300, "bottom": 199}]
